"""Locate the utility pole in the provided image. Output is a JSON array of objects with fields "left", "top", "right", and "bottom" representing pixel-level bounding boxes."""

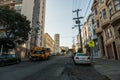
[{"left": 72, "top": 9, "right": 83, "bottom": 52}]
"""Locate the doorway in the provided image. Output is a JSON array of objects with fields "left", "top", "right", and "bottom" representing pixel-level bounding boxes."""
[
  {"left": 113, "top": 42, "right": 118, "bottom": 60},
  {"left": 100, "top": 36, "right": 105, "bottom": 56}
]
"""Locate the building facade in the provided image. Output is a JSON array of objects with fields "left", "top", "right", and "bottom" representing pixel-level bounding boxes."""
[
  {"left": 82, "top": 22, "right": 89, "bottom": 53},
  {"left": 91, "top": 0, "right": 120, "bottom": 60},
  {"left": 44, "top": 33, "right": 55, "bottom": 55},
  {"left": 60, "top": 46, "right": 69, "bottom": 55},
  {"left": 75, "top": 34, "right": 81, "bottom": 52},
  {"left": 82, "top": 13, "right": 100, "bottom": 58},
  {"left": 88, "top": 13, "right": 100, "bottom": 58},
  {"left": 21, "top": 0, "right": 46, "bottom": 49},
  {"left": 54, "top": 34, "right": 60, "bottom": 55},
  {"left": 0, "top": 0, "right": 46, "bottom": 58}
]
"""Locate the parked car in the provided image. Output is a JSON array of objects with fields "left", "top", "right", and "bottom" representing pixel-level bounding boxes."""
[
  {"left": 73, "top": 52, "right": 91, "bottom": 65},
  {"left": 0, "top": 54, "right": 21, "bottom": 67}
]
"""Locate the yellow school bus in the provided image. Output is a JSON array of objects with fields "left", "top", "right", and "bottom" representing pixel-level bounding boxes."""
[{"left": 29, "top": 47, "right": 50, "bottom": 61}]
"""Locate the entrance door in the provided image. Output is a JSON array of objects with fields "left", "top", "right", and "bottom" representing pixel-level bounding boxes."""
[
  {"left": 113, "top": 42, "right": 118, "bottom": 60},
  {"left": 100, "top": 36, "right": 105, "bottom": 56},
  {"left": 107, "top": 44, "right": 114, "bottom": 59}
]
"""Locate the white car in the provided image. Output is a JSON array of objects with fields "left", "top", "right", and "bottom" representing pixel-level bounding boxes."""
[{"left": 73, "top": 53, "right": 91, "bottom": 64}]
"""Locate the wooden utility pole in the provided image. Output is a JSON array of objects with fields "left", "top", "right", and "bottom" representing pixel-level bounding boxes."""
[{"left": 72, "top": 9, "right": 83, "bottom": 52}]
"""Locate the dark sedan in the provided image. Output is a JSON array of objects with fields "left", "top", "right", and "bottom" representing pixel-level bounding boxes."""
[{"left": 0, "top": 54, "right": 21, "bottom": 67}]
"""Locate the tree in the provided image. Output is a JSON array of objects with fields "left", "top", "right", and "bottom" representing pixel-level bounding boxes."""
[
  {"left": 77, "top": 48, "right": 82, "bottom": 53},
  {"left": 0, "top": 6, "right": 31, "bottom": 44}
]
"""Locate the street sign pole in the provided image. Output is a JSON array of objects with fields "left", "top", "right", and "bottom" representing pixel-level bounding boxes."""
[{"left": 88, "top": 40, "right": 95, "bottom": 64}]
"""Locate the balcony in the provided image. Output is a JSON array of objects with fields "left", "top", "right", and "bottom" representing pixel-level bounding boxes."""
[
  {"left": 15, "top": 0, "right": 22, "bottom": 4},
  {"left": 95, "top": 27, "right": 103, "bottom": 35},
  {"left": 100, "top": 18, "right": 110, "bottom": 29},
  {"left": 0, "top": 0, "right": 15, "bottom": 5},
  {"left": 111, "top": 11, "right": 120, "bottom": 26}
]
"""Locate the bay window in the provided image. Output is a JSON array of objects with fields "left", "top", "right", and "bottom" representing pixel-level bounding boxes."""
[{"left": 114, "top": 0, "right": 120, "bottom": 11}]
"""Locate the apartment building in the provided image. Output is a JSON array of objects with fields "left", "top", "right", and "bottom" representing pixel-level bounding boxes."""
[
  {"left": 82, "top": 12, "right": 100, "bottom": 58},
  {"left": 75, "top": 34, "right": 81, "bottom": 52},
  {"left": 54, "top": 34, "right": 60, "bottom": 55},
  {"left": 91, "top": 0, "right": 120, "bottom": 60},
  {"left": 82, "top": 22, "right": 89, "bottom": 53},
  {"left": 44, "top": 33, "right": 55, "bottom": 55},
  {"left": 0, "top": 0, "right": 46, "bottom": 58},
  {"left": 21, "top": 0, "right": 46, "bottom": 49}
]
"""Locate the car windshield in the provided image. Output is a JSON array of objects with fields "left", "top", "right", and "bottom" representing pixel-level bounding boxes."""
[
  {"left": 2, "top": 54, "right": 12, "bottom": 58},
  {"left": 76, "top": 53, "right": 88, "bottom": 56},
  {"left": 33, "top": 51, "right": 42, "bottom": 54}
]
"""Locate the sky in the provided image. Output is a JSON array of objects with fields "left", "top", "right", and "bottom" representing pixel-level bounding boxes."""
[{"left": 45, "top": 0, "right": 93, "bottom": 48}]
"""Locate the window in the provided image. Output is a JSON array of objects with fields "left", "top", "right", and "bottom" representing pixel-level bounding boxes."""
[
  {"left": 93, "top": 29, "right": 96, "bottom": 35},
  {"left": 114, "top": 0, "right": 120, "bottom": 11},
  {"left": 97, "top": 0, "right": 101, "bottom": 6},
  {"left": 14, "top": 4, "right": 22, "bottom": 10},
  {"left": 95, "top": 8, "right": 98, "bottom": 15},
  {"left": 96, "top": 20, "right": 99, "bottom": 28},
  {"left": 103, "top": 9, "right": 107, "bottom": 19},
  {"left": 108, "top": 3, "right": 113, "bottom": 15},
  {"left": 106, "top": 27, "right": 112, "bottom": 39},
  {"left": 118, "top": 28, "right": 120, "bottom": 36},
  {"left": 100, "top": 12, "right": 102, "bottom": 21},
  {"left": 101, "top": 0, "right": 104, "bottom": 3}
]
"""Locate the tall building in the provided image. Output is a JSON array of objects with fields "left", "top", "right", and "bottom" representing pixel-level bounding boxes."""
[
  {"left": 21, "top": 0, "right": 46, "bottom": 49},
  {"left": 54, "top": 34, "right": 60, "bottom": 55},
  {"left": 44, "top": 33, "right": 55, "bottom": 55},
  {"left": 91, "top": 0, "right": 120, "bottom": 60}
]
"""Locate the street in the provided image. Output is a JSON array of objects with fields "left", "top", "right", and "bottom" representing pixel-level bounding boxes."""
[{"left": 0, "top": 55, "right": 110, "bottom": 80}]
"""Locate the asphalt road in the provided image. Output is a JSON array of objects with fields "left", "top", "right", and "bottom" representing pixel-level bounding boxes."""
[{"left": 0, "top": 55, "right": 110, "bottom": 80}]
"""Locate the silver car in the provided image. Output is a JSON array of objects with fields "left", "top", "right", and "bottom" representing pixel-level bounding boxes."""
[{"left": 73, "top": 53, "right": 91, "bottom": 64}]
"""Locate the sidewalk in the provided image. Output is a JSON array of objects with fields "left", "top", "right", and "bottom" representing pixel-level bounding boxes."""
[
  {"left": 93, "top": 58, "right": 120, "bottom": 80},
  {"left": 21, "top": 58, "right": 29, "bottom": 62}
]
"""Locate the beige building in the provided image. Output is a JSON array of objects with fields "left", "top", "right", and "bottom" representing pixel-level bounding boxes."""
[
  {"left": 75, "top": 34, "right": 81, "bottom": 52},
  {"left": 82, "top": 22, "right": 89, "bottom": 53},
  {"left": 44, "top": 33, "right": 55, "bottom": 55},
  {"left": 54, "top": 34, "right": 60, "bottom": 55},
  {"left": 91, "top": 0, "right": 120, "bottom": 60}
]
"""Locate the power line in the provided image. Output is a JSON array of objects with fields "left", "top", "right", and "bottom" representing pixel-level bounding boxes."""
[
  {"left": 72, "top": 0, "right": 75, "bottom": 10},
  {"left": 75, "top": 0, "right": 77, "bottom": 10},
  {"left": 84, "top": 0, "right": 92, "bottom": 19}
]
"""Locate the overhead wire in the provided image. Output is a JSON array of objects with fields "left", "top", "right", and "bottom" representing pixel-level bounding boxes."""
[{"left": 83, "top": 0, "right": 92, "bottom": 23}]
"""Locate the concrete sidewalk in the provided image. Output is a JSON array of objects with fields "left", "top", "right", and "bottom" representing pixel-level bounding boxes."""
[
  {"left": 21, "top": 58, "right": 29, "bottom": 62},
  {"left": 93, "top": 58, "right": 120, "bottom": 80}
]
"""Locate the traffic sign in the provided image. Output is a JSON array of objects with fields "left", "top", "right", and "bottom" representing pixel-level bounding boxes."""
[{"left": 88, "top": 40, "right": 95, "bottom": 47}]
